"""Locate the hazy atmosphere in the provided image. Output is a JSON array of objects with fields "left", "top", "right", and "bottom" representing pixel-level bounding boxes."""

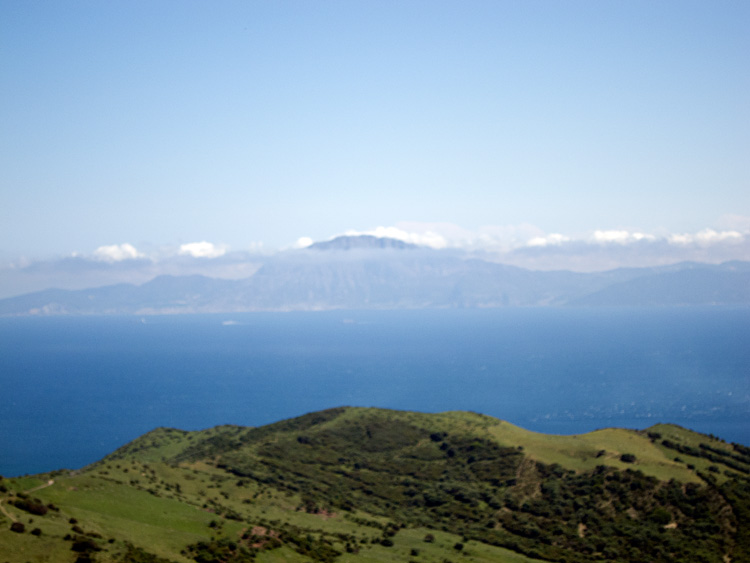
[{"left": 1, "top": 1, "right": 749, "bottom": 298}]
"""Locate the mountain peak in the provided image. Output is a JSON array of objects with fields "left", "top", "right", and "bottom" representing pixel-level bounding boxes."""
[{"left": 307, "top": 234, "right": 418, "bottom": 251}]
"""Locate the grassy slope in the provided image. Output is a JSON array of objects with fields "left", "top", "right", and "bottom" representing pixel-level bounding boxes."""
[
  {"left": 0, "top": 468, "right": 542, "bottom": 563},
  {"left": 1, "top": 407, "right": 748, "bottom": 563},
  {"left": 486, "top": 419, "right": 698, "bottom": 482}
]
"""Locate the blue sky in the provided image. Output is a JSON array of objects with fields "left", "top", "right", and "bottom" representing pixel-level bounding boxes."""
[{"left": 1, "top": 1, "right": 748, "bottom": 269}]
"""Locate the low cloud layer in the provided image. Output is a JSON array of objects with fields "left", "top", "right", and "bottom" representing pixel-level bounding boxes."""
[
  {"left": 591, "top": 230, "right": 655, "bottom": 244},
  {"left": 668, "top": 229, "right": 743, "bottom": 246},
  {"left": 353, "top": 221, "right": 750, "bottom": 271},
  {"left": 1, "top": 222, "right": 749, "bottom": 299},
  {"left": 0, "top": 240, "right": 258, "bottom": 299}
]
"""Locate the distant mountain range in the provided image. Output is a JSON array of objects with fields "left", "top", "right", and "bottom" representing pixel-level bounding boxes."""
[{"left": 1, "top": 235, "right": 749, "bottom": 315}]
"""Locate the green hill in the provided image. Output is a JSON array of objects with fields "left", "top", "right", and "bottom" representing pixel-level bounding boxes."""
[{"left": 1, "top": 407, "right": 749, "bottom": 562}]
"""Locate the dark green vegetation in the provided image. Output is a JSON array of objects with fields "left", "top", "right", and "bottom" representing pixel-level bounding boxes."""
[{"left": 2, "top": 408, "right": 749, "bottom": 562}]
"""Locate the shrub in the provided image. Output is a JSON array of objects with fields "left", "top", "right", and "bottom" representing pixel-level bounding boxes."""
[
  {"left": 12, "top": 498, "right": 48, "bottom": 516},
  {"left": 71, "top": 538, "right": 101, "bottom": 553},
  {"left": 620, "top": 453, "right": 636, "bottom": 463},
  {"left": 649, "top": 507, "right": 672, "bottom": 526},
  {"left": 380, "top": 538, "right": 394, "bottom": 547},
  {"left": 10, "top": 522, "right": 25, "bottom": 533}
]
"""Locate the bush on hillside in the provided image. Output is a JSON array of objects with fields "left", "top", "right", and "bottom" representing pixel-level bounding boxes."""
[{"left": 12, "top": 497, "right": 48, "bottom": 516}]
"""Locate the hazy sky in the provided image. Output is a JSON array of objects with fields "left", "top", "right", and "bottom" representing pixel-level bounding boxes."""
[{"left": 1, "top": 0, "right": 748, "bottom": 263}]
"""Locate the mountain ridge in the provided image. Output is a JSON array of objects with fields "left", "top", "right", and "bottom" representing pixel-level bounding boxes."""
[
  {"left": 308, "top": 235, "right": 420, "bottom": 251},
  {"left": 1, "top": 236, "right": 749, "bottom": 315}
]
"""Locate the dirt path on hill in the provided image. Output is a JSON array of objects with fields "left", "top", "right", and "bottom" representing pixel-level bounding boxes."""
[
  {"left": 0, "top": 480, "right": 55, "bottom": 523},
  {"left": 26, "top": 479, "right": 55, "bottom": 493},
  {"left": 0, "top": 498, "right": 17, "bottom": 523}
]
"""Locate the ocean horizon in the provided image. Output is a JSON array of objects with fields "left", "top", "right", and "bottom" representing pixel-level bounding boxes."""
[{"left": 1, "top": 307, "right": 748, "bottom": 477}]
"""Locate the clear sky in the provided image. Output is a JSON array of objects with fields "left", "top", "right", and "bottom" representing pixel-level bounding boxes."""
[{"left": 1, "top": 0, "right": 748, "bottom": 264}]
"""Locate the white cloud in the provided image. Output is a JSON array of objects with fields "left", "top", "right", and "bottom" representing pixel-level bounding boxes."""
[
  {"left": 697, "top": 229, "right": 742, "bottom": 243},
  {"left": 93, "top": 243, "right": 144, "bottom": 262},
  {"left": 668, "top": 229, "right": 743, "bottom": 246},
  {"left": 388, "top": 221, "right": 547, "bottom": 251},
  {"left": 591, "top": 230, "right": 655, "bottom": 244},
  {"left": 667, "top": 233, "right": 692, "bottom": 245},
  {"left": 527, "top": 233, "right": 570, "bottom": 247},
  {"left": 178, "top": 241, "right": 227, "bottom": 258},
  {"left": 294, "top": 237, "right": 314, "bottom": 249}
]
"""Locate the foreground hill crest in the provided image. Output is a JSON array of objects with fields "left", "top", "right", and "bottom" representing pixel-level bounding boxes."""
[{"left": 1, "top": 407, "right": 749, "bottom": 562}]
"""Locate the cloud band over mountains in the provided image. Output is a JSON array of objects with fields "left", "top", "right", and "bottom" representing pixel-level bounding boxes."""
[
  {"left": 342, "top": 222, "right": 748, "bottom": 260},
  {"left": 1, "top": 221, "right": 748, "bottom": 299},
  {"left": 84, "top": 224, "right": 749, "bottom": 264}
]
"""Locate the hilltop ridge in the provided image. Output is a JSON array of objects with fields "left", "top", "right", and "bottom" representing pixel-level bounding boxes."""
[{"left": 1, "top": 407, "right": 749, "bottom": 562}]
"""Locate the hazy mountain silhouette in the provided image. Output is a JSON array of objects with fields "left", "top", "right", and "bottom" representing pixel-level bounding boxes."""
[{"left": 1, "top": 237, "right": 748, "bottom": 315}]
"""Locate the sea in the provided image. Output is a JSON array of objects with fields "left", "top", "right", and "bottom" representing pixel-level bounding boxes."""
[{"left": 1, "top": 307, "right": 748, "bottom": 477}]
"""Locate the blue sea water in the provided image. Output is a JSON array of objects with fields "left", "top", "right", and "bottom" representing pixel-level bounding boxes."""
[{"left": 1, "top": 307, "right": 748, "bottom": 477}]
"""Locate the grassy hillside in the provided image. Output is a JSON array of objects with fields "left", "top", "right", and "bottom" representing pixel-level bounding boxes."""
[{"left": 1, "top": 407, "right": 749, "bottom": 563}]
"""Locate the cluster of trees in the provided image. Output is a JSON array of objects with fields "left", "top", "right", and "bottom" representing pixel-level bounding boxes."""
[
  {"left": 184, "top": 521, "right": 348, "bottom": 563},
  {"left": 180, "top": 413, "right": 745, "bottom": 562},
  {"left": 660, "top": 440, "right": 750, "bottom": 476}
]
